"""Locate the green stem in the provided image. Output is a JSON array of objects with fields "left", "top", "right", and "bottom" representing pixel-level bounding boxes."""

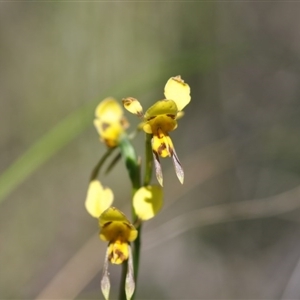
[
  {"left": 90, "top": 148, "right": 115, "bottom": 181},
  {"left": 130, "top": 133, "right": 153, "bottom": 297},
  {"left": 119, "top": 260, "right": 128, "bottom": 300},
  {"left": 132, "top": 134, "right": 153, "bottom": 300}
]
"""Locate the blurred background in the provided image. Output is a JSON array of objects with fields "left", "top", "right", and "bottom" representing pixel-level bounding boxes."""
[{"left": 1, "top": 2, "right": 300, "bottom": 299}]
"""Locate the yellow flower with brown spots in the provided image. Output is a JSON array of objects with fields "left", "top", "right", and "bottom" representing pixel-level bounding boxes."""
[
  {"left": 94, "top": 97, "right": 129, "bottom": 148},
  {"left": 122, "top": 75, "right": 191, "bottom": 186},
  {"left": 99, "top": 207, "right": 137, "bottom": 300}
]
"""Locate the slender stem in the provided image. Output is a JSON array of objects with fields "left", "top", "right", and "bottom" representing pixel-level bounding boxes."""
[
  {"left": 132, "top": 133, "right": 153, "bottom": 299},
  {"left": 105, "top": 152, "right": 122, "bottom": 175},
  {"left": 90, "top": 148, "right": 115, "bottom": 181},
  {"left": 132, "top": 225, "right": 141, "bottom": 284},
  {"left": 119, "top": 260, "right": 128, "bottom": 300}
]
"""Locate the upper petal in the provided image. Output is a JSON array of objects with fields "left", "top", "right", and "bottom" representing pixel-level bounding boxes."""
[
  {"left": 95, "top": 97, "right": 124, "bottom": 123},
  {"left": 164, "top": 76, "right": 191, "bottom": 111},
  {"left": 144, "top": 99, "right": 178, "bottom": 119},
  {"left": 122, "top": 97, "right": 144, "bottom": 117},
  {"left": 85, "top": 180, "right": 114, "bottom": 218}
]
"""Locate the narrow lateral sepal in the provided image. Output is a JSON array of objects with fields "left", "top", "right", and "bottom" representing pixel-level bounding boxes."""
[
  {"left": 171, "top": 147, "right": 184, "bottom": 184},
  {"left": 101, "top": 248, "right": 111, "bottom": 300},
  {"left": 152, "top": 150, "right": 163, "bottom": 186},
  {"left": 125, "top": 245, "right": 135, "bottom": 300}
]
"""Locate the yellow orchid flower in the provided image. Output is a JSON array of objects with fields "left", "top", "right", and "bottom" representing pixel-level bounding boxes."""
[
  {"left": 99, "top": 207, "right": 137, "bottom": 300},
  {"left": 85, "top": 180, "right": 114, "bottom": 218},
  {"left": 123, "top": 75, "right": 191, "bottom": 186},
  {"left": 94, "top": 97, "right": 129, "bottom": 148}
]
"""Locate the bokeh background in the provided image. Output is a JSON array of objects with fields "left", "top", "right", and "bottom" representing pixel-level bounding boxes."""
[{"left": 1, "top": 2, "right": 300, "bottom": 299}]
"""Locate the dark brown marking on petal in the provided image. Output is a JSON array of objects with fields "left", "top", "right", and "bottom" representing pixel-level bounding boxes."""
[
  {"left": 173, "top": 75, "right": 184, "bottom": 83},
  {"left": 166, "top": 114, "right": 176, "bottom": 119},
  {"left": 102, "top": 221, "right": 112, "bottom": 229},
  {"left": 101, "top": 122, "right": 110, "bottom": 131},
  {"left": 107, "top": 243, "right": 113, "bottom": 261},
  {"left": 136, "top": 111, "right": 144, "bottom": 118},
  {"left": 114, "top": 248, "right": 126, "bottom": 261},
  {"left": 108, "top": 252, "right": 113, "bottom": 261},
  {"left": 157, "top": 143, "right": 167, "bottom": 156},
  {"left": 147, "top": 116, "right": 156, "bottom": 121},
  {"left": 153, "top": 150, "right": 159, "bottom": 160},
  {"left": 120, "top": 117, "right": 129, "bottom": 129},
  {"left": 122, "top": 222, "right": 132, "bottom": 230}
]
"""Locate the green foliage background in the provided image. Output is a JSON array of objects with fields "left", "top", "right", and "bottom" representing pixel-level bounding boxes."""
[{"left": 1, "top": 2, "right": 300, "bottom": 299}]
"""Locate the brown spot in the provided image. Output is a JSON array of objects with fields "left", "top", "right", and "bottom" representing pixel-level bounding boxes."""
[
  {"left": 157, "top": 143, "right": 167, "bottom": 156},
  {"left": 122, "top": 97, "right": 131, "bottom": 106},
  {"left": 147, "top": 116, "right": 156, "bottom": 121},
  {"left": 108, "top": 252, "right": 113, "bottom": 261},
  {"left": 120, "top": 117, "right": 129, "bottom": 129},
  {"left": 101, "top": 122, "right": 110, "bottom": 131},
  {"left": 166, "top": 114, "right": 176, "bottom": 119},
  {"left": 115, "top": 249, "right": 125, "bottom": 261},
  {"left": 172, "top": 75, "right": 184, "bottom": 83},
  {"left": 108, "top": 248, "right": 126, "bottom": 263},
  {"left": 102, "top": 221, "right": 112, "bottom": 229},
  {"left": 123, "top": 222, "right": 132, "bottom": 230},
  {"left": 153, "top": 150, "right": 159, "bottom": 160}
]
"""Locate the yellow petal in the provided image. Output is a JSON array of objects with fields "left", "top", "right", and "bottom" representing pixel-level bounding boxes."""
[
  {"left": 94, "top": 98, "right": 128, "bottom": 147},
  {"left": 144, "top": 99, "right": 178, "bottom": 119},
  {"left": 133, "top": 185, "right": 163, "bottom": 221},
  {"left": 122, "top": 97, "right": 143, "bottom": 117},
  {"left": 147, "top": 115, "right": 177, "bottom": 134},
  {"left": 107, "top": 240, "right": 129, "bottom": 264},
  {"left": 99, "top": 206, "right": 130, "bottom": 225},
  {"left": 85, "top": 180, "right": 114, "bottom": 218},
  {"left": 151, "top": 129, "right": 174, "bottom": 158},
  {"left": 95, "top": 97, "right": 124, "bottom": 123},
  {"left": 141, "top": 122, "right": 152, "bottom": 134},
  {"left": 164, "top": 75, "right": 191, "bottom": 111},
  {"left": 99, "top": 207, "right": 138, "bottom": 242}
]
